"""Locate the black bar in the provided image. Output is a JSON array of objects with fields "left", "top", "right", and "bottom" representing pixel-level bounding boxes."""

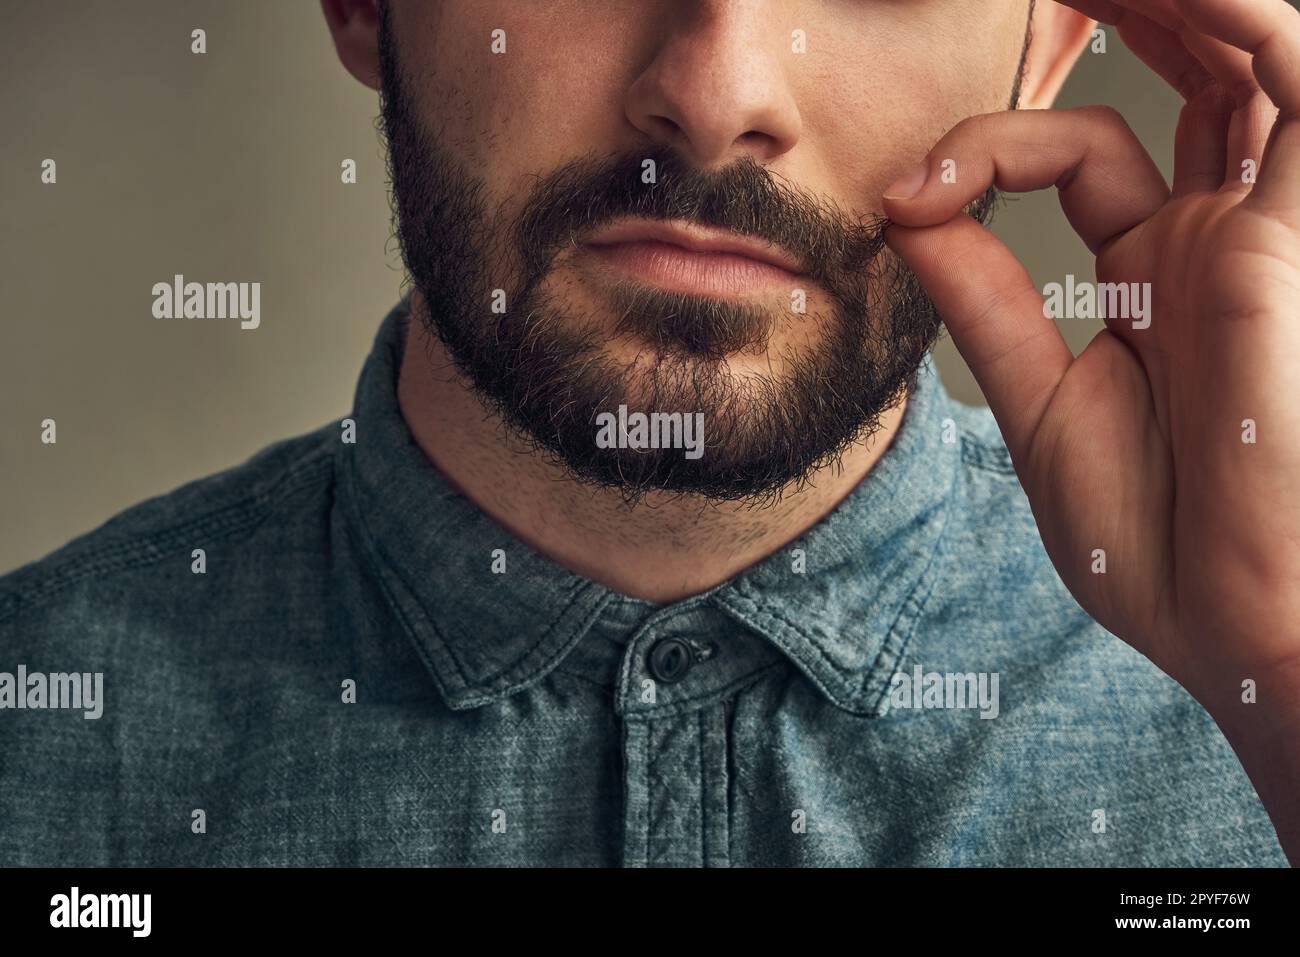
[{"left": 0, "top": 867, "right": 1291, "bottom": 942}]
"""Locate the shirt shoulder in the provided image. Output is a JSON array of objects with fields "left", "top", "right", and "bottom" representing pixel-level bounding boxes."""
[
  {"left": 942, "top": 397, "right": 1055, "bottom": 584},
  {"left": 0, "top": 422, "right": 355, "bottom": 865},
  {"left": 912, "top": 399, "right": 1283, "bottom": 864},
  {"left": 0, "top": 422, "right": 340, "bottom": 632}
]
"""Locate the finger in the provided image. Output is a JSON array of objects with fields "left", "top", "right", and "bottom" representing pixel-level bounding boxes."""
[
  {"left": 1222, "top": 88, "right": 1281, "bottom": 194},
  {"left": 1169, "top": 0, "right": 1300, "bottom": 115},
  {"left": 1177, "top": 30, "right": 1279, "bottom": 194},
  {"left": 1160, "top": 8, "right": 1279, "bottom": 194},
  {"left": 1110, "top": 12, "right": 1229, "bottom": 194},
  {"left": 1063, "top": 0, "right": 1125, "bottom": 23},
  {"left": 1065, "top": 0, "right": 1287, "bottom": 109},
  {"left": 1076, "top": 0, "right": 1300, "bottom": 205},
  {"left": 1166, "top": 0, "right": 1300, "bottom": 207},
  {"left": 1112, "top": 11, "right": 1214, "bottom": 101},
  {"left": 885, "top": 217, "right": 1073, "bottom": 468},
  {"left": 1080, "top": 3, "right": 1267, "bottom": 195},
  {"left": 882, "top": 108, "right": 1168, "bottom": 256},
  {"left": 1072, "top": 0, "right": 1182, "bottom": 30}
]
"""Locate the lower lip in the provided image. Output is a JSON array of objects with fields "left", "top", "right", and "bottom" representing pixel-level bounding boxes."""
[{"left": 582, "top": 240, "right": 800, "bottom": 297}]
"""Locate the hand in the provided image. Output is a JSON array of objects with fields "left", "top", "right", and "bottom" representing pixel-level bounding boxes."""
[{"left": 882, "top": 0, "right": 1300, "bottom": 860}]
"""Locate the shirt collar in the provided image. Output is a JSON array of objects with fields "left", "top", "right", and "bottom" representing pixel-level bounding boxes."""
[{"left": 338, "top": 295, "right": 961, "bottom": 715}]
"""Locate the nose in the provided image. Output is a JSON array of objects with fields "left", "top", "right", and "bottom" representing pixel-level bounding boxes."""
[{"left": 623, "top": 0, "right": 802, "bottom": 170}]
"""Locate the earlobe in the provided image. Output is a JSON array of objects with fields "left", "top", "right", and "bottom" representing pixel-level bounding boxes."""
[
  {"left": 1018, "top": 3, "right": 1099, "bottom": 110},
  {"left": 320, "top": 0, "right": 383, "bottom": 92}
]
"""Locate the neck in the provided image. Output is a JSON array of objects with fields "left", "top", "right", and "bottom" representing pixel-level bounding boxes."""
[{"left": 395, "top": 291, "right": 909, "bottom": 603}]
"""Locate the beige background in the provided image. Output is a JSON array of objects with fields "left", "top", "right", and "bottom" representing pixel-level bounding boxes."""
[{"left": 0, "top": 1, "right": 1212, "bottom": 574}]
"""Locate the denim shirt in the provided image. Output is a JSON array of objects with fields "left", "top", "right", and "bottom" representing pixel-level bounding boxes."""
[{"left": 0, "top": 296, "right": 1284, "bottom": 867}]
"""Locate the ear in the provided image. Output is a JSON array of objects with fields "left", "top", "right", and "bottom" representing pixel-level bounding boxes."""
[
  {"left": 321, "top": 0, "right": 382, "bottom": 91},
  {"left": 1018, "top": 2, "right": 1098, "bottom": 109}
]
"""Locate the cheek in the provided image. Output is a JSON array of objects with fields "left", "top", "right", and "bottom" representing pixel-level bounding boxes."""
[
  {"left": 420, "top": 3, "right": 636, "bottom": 214},
  {"left": 796, "top": 11, "right": 1025, "bottom": 211}
]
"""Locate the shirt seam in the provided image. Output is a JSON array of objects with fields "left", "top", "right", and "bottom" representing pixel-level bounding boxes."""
[
  {"left": 959, "top": 429, "right": 1019, "bottom": 476},
  {"left": 0, "top": 447, "right": 335, "bottom": 625},
  {"left": 863, "top": 463, "right": 966, "bottom": 714},
  {"left": 699, "top": 710, "right": 707, "bottom": 868},
  {"left": 859, "top": 444, "right": 963, "bottom": 713}
]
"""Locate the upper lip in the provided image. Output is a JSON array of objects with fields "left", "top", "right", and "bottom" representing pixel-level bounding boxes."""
[{"left": 583, "top": 218, "right": 804, "bottom": 274}]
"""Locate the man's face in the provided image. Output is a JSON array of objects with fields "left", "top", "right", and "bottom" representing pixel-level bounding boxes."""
[{"left": 379, "top": 0, "right": 1029, "bottom": 502}]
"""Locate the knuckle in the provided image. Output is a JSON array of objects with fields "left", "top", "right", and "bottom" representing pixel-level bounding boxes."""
[
  {"left": 1080, "top": 103, "right": 1127, "bottom": 130},
  {"left": 953, "top": 111, "right": 1003, "bottom": 143},
  {"left": 1181, "top": 84, "right": 1236, "bottom": 121}
]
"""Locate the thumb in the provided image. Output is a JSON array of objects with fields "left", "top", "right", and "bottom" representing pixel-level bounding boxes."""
[{"left": 885, "top": 214, "right": 1073, "bottom": 466}]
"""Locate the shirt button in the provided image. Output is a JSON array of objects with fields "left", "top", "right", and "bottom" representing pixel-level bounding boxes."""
[{"left": 648, "top": 637, "right": 695, "bottom": 684}]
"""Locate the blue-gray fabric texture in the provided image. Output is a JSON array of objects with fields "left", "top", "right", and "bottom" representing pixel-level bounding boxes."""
[{"left": 0, "top": 296, "right": 1284, "bottom": 866}]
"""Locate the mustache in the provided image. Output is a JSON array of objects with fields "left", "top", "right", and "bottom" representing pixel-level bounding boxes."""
[{"left": 511, "top": 144, "right": 892, "bottom": 295}]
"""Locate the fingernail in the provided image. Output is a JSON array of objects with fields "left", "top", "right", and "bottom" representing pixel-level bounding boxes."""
[{"left": 883, "top": 162, "right": 929, "bottom": 201}]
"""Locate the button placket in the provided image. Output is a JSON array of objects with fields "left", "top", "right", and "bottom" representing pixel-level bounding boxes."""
[{"left": 617, "top": 607, "right": 778, "bottom": 868}]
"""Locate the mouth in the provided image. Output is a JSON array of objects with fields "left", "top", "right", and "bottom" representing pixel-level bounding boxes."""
[{"left": 579, "top": 218, "right": 805, "bottom": 298}]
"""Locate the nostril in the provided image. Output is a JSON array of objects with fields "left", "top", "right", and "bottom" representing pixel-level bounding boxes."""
[{"left": 648, "top": 114, "right": 683, "bottom": 141}]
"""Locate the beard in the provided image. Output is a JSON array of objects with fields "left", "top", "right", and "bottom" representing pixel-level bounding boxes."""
[{"left": 377, "top": 7, "right": 998, "bottom": 505}]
